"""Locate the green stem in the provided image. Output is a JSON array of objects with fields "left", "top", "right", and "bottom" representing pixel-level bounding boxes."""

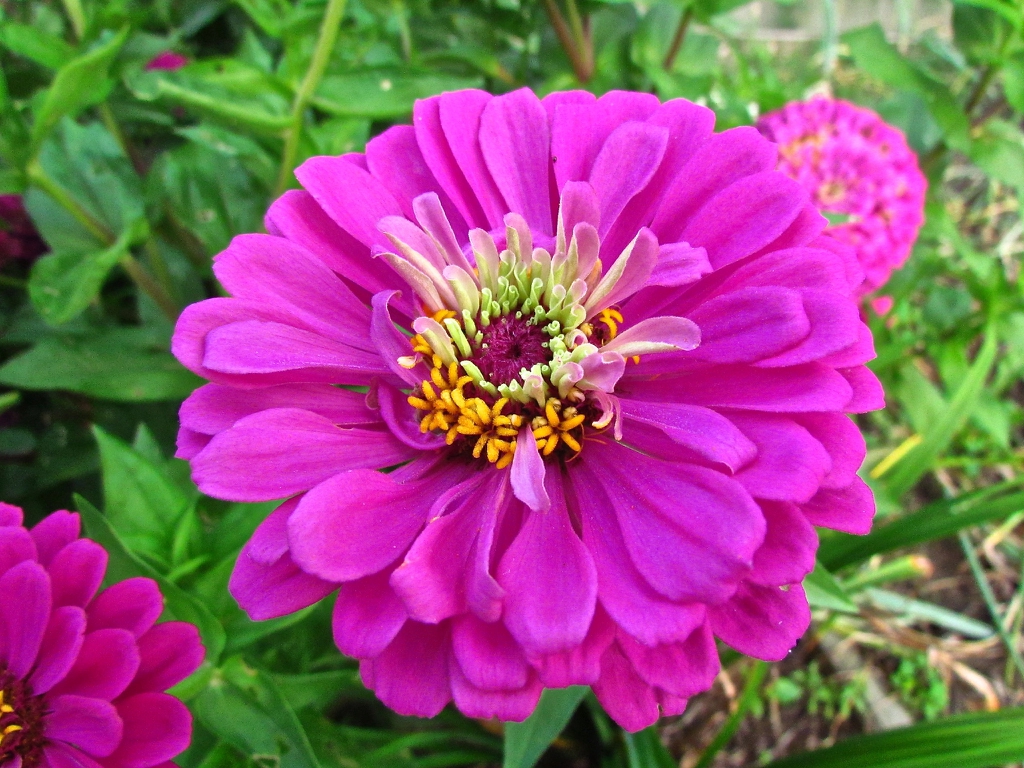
[
  {"left": 26, "top": 161, "right": 114, "bottom": 245},
  {"left": 60, "top": 0, "right": 87, "bottom": 39},
  {"left": 145, "top": 237, "right": 177, "bottom": 303},
  {"left": 662, "top": 6, "right": 694, "bottom": 71},
  {"left": 120, "top": 254, "right": 179, "bottom": 321},
  {"left": 564, "top": 0, "right": 592, "bottom": 78},
  {"left": 274, "top": 0, "right": 349, "bottom": 196},
  {"left": 694, "top": 661, "right": 768, "bottom": 768},
  {"left": 542, "top": 0, "right": 591, "bottom": 83},
  {"left": 0, "top": 274, "right": 28, "bottom": 289},
  {"left": 959, "top": 531, "right": 1024, "bottom": 683},
  {"left": 965, "top": 63, "right": 998, "bottom": 116}
]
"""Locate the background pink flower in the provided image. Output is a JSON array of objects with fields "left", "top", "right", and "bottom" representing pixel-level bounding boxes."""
[
  {"left": 0, "top": 195, "right": 47, "bottom": 264},
  {"left": 0, "top": 503, "right": 204, "bottom": 767},
  {"left": 173, "top": 88, "right": 882, "bottom": 731},
  {"left": 757, "top": 97, "right": 926, "bottom": 295},
  {"left": 145, "top": 51, "right": 189, "bottom": 71}
]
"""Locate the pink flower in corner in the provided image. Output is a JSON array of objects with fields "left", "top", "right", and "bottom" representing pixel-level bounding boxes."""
[
  {"left": 0, "top": 195, "right": 47, "bottom": 264},
  {"left": 173, "top": 88, "right": 883, "bottom": 731},
  {"left": 0, "top": 503, "right": 204, "bottom": 767},
  {"left": 757, "top": 97, "right": 927, "bottom": 296},
  {"left": 145, "top": 51, "right": 189, "bottom": 71}
]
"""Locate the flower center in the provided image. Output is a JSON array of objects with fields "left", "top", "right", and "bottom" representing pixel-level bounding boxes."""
[
  {"left": 0, "top": 670, "right": 45, "bottom": 768},
  {"left": 473, "top": 314, "right": 550, "bottom": 387}
]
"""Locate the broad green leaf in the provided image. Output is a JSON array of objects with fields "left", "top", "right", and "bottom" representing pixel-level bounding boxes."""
[
  {"left": 271, "top": 670, "right": 366, "bottom": 712},
  {"left": 232, "top": 0, "right": 292, "bottom": 37},
  {"left": 883, "top": 328, "right": 998, "bottom": 498},
  {"left": 819, "top": 480, "right": 1024, "bottom": 570},
  {"left": 0, "top": 328, "right": 202, "bottom": 401},
  {"left": 764, "top": 706, "right": 1024, "bottom": 768},
  {"left": 28, "top": 222, "right": 141, "bottom": 325},
  {"left": 77, "top": 494, "right": 227, "bottom": 663},
  {"left": 313, "top": 69, "right": 483, "bottom": 119},
  {"left": 30, "top": 28, "right": 128, "bottom": 150},
  {"left": 192, "top": 657, "right": 322, "bottom": 768},
  {"left": 504, "top": 686, "right": 588, "bottom": 768},
  {"left": 1005, "top": 53, "right": 1024, "bottom": 114},
  {"left": 804, "top": 561, "right": 858, "bottom": 614},
  {"left": 861, "top": 588, "right": 994, "bottom": 639},
  {"left": 624, "top": 727, "right": 675, "bottom": 768},
  {"left": 969, "top": 120, "right": 1024, "bottom": 191},
  {"left": 93, "top": 425, "right": 193, "bottom": 558},
  {"left": 0, "top": 22, "right": 75, "bottom": 69},
  {"left": 843, "top": 24, "right": 970, "bottom": 151}
]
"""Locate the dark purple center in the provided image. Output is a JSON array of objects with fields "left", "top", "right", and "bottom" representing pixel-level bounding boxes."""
[
  {"left": 0, "top": 668, "right": 45, "bottom": 768},
  {"left": 472, "top": 315, "right": 549, "bottom": 386}
]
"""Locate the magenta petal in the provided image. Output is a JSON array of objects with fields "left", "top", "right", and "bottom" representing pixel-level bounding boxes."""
[
  {"left": 0, "top": 502, "right": 23, "bottom": 526},
  {"left": 584, "top": 443, "right": 764, "bottom": 605},
  {"left": 797, "top": 413, "right": 866, "bottom": 489},
  {"left": 42, "top": 743, "right": 104, "bottom": 768},
  {"left": 588, "top": 229, "right": 660, "bottom": 312},
  {"left": 30, "top": 510, "right": 80, "bottom": 566},
  {"left": 49, "top": 539, "right": 108, "bottom": 609},
  {"left": 108, "top": 693, "right": 192, "bottom": 768},
  {"left": 229, "top": 541, "right": 335, "bottom": 621},
  {"left": 374, "top": 380, "right": 446, "bottom": 451},
  {"left": 46, "top": 695, "right": 123, "bottom": 758},
  {"left": 126, "top": 622, "right": 205, "bottom": 696},
  {"left": 646, "top": 242, "right": 711, "bottom": 288},
  {"left": 682, "top": 172, "right": 808, "bottom": 269},
  {"left": 759, "top": 290, "right": 862, "bottom": 367},
  {"left": 589, "top": 121, "right": 668, "bottom": 239},
  {"left": 557, "top": 181, "right": 602, "bottom": 243},
  {"left": 51, "top": 628, "right": 140, "bottom": 700},
  {"left": 592, "top": 642, "right": 660, "bottom": 733},
  {"left": 499, "top": 472, "right": 596, "bottom": 656},
  {"left": 245, "top": 498, "right": 295, "bottom": 566},
  {"left": 530, "top": 607, "right": 616, "bottom": 687},
  {"left": 0, "top": 526, "right": 38, "bottom": 576},
  {"left": 800, "top": 477, "right": 875, "bottom": 535},
  {"left": 371, "top": 291, "right": 429, "bottom": 387},
  {"left": 0, "top": 560, "right": 51, "bottom": 677},
  {"left": 451, "top": 615, "right": 529, "bottom": 690},
  {"left": 87, "top": 578, "right": 162, "bottom": 637},
  {"left": 710, "top": 582, "right": 810, "bottom": 662},
  {"left": 479, "top": 88, "right": 553, "bottom": 235},
  {"left": 840, "top": 366, "right": 886, "bottom": 412},
  {"left": 510, "top": 428, "right": 549, "bottom": 512},
  {"left": 191, "top": 408, "right": 415, "bottom": 502},
  {"left": 730, "top": 413, "right": 832, "bottom": 503},
  {"left": 294, "top": 155, "right": 403, "bottom": 249},
  {"left": 391, "top": 473, "right": 505, "bottom": 624},
  {"left": 686, "top": 286, "right": 810, "bottom": 364},
  {"left": 362, "top": 621, "right": 451, "bottom": 718},
  {"left": 289, "top": 468, "right": 451, "bottom": 583},
  {"left": 619, "top": 400, "right": 757, "bottom": 472},
  {"left": 174, "top": 428, "right": 210, "bottom": 461},
  {"left": 750, "top": 502, "right": 818, "bottom": 586},
  {"left": 29, "top": 606, "right": 86, "bottom": 694},
  {"left": 333, "top": 569, "right": 408, "bottom": 658},
  {"left": 449, "top": 662, "right": 542, "bottom": 722},
  {"left": 619, "top": 622, "right": 719, "bottom": 698}
]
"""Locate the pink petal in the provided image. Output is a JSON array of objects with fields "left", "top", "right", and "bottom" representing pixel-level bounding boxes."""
[
  {"left": 646, "top": 242, "right": 711, "bottom": 288},
  {"left": 0, "top": 560, "right": 51, "bottom": 677},
  {"left": 42, "top": 744, "right": 104, "bottom": 768},
  {"left": 710, "top": 582, "right": 810, "bottom": 662},
  {"left": 589, "top": 122, "right": 669, "bottom": 239},
  {"left": 87, "top": 578, "right": 163, "bottom": 637},
  {"left": 0, "top": 502, "right": 23, "bottom": 526},
  {"left": 730, "top": 413, "right": 832, "bottom": 503},
  {"left": 361, "top": 621, "right": 451, "bottom": 718},
  {"left": 510, "top": 428, "right": 549, "bottom": 512},
  {"left": 592, "top": 642, "right": 660, "bottom": 733},
  {"left": 229, "top": 544, "right": 336, "bottom": 621},
  {"left": 0, "top": 526, "right": 38, "bottom": 576},
  {"left": 530, "top": 606, "right": 616, "bottom": 687},
  {"left": 126, "top": 622, "right": 205, "bottom": 695},
  {"left": 30, "top": 510, "right": 80, "bottom": 566},
  {"left": 49, "top": 539, "right": 108, "bottom": 608},
  {"left": 51, "top": 628, "right": 140, "bottom": 700},
  {"left": 451, "top": 615, "right": 529, "bottom": 690},
  {"left": 29, "top": 606, "right": 86, "bottom": 694},
  {"left": 619, "top": 621, "right": 719, "bottom": 698},
  {"left": 370, "top": 291, "right": 429, "bottom": 387},
  {"left": 46, "top": 695, "right": 123, "bottom": 758},
  {"left": 192, "top": 408, "right": 415, "bottom": 502},
  {"left": 750, "top": 501, "right": 818, "bottom": 586},
  {"left": 449, "top": 661, "right": 542, "bottom": 722},
  {"left": 333, "top": 568, "right": 408, "bottom": 658},
  {"left": 800, "top": 477, "right": 875, "bottom": 535},
  {"left": 797, "top": 413, "right": 867, "bottom": 489},
  {"left": 108, "top": 693, "right": 192, "bottom": 767},
  {"left": 840, "top": 366, "right": 886, "bottom": 412},
  {"left": 499, "top": 471, "right": 597, "bottom": 657},
  {"left": 758, "top": 290, "right": 863, "bottom": 367}
]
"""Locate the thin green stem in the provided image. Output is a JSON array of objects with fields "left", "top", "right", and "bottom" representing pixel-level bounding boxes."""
[
  {"left": 959, "top": 530, "right": 1024, "bottom": 684},
  {"left": 0, "top": 274, "right": 28, "bottom": 289},
  {"left": 60, "top": 0, "right": 86, "bottom": 39},
  {"left": 274, "top": 0, "right": 349, "bottom": 196},
  {"left": 965, "top": 63, "right": 998, "bottom": 116},
  {"left": 26, "top": 161, "right": 114, "bottom": 245},
  {"left": 694, "top": 661, "right": 768, "bottom": 768},
  {"left": 542, "top": 0, "right": 591, "bottom": 83},
  {"left": 145, "top": 237, "right": 177, "bottom": 303},
  {"left": 662, "top": 6, "right": 694, "bottom": 71},
  {"left": 120, "top": 254, "right": 179, "bottom": 321},
  {"left": 564, "top": 0, "right": 592, "bottom": 78}
]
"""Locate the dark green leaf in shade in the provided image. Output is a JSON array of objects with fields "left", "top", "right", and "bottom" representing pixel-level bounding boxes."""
[
  {"left": 623, "top": 727, "right": 676, "bottom": 768},
  {"left": 504, "top": 686, "right": 588, "bottom": 768},
  {"left": 764, "top": 706, "right": 1024, "bottom": 768},
  {"left": 76, "top": 494, "right": 226, "bottom": 663}
]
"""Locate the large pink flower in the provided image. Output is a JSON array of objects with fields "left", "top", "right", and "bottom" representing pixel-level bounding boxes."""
[
  {"left": 173, "top": 88, "right": 882, "bottom": 731},
  {"left": 0, "top": 503, "right": 204, "bottom": 767},
  {"left": 757, "top": 97, "right": 927, "bottom": 295}
]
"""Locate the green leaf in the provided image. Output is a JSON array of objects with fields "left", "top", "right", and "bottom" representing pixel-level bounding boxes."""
[
  {"left": 0, "top": 22, "right": 75, "bottom": 69},
  {"left": 313, "top": 69, "right": 483, "bottom": 119},
  {"left": 193, "top": 657, "right": 323, "bottom": 768},
  {"left": 764, "top": 706, "right": 1024, "bottom": 767},
  {"left": 861, "top": 588, "right": 994, "bottom": 639},
  {"left": 1005, "top": 53, "right": 1024, "bottom": 114},
  {"left": 28, "top": 222, "right": 141, "bottom": 325},
  {"left": 883, "top": 328, "right": 998, "bottom": 497},
  {"left": 93, "top": 425, "right": 193, "bottom": 558},
  {"left": 77, "top": 494, "right": 226, "bottom": 663},
  {"left": 804, "top": 561, "right": 858, "bottom": 614},
  {"left": 843, "top": 24, "right": 970, "bottom": 151},
  {"left": 624, "top": 727, "right": 675, "bottom": 768},
  {"left": 969, "top": 120, "right": 1024, "bottom": 191},
  {"left": 503, "top": 686, "right": 588, "bottom": 768},
  {"left": 819, "top": 480, "right": 1024, "bottom": 570},
  {"left": 0, "top": 327, "right": 203, "bottom": 402},
  {"left": 30, "top": 28, "right": 129, "bottom": 150}
]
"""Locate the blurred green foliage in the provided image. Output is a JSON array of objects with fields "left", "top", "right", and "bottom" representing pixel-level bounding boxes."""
[{"left": 2, "top": 0, "right": 1024, "bottom": 765}]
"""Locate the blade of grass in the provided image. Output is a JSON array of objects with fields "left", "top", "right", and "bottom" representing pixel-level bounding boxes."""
[{"left": 694, "top": 662, "right": 768, "bottom": 768}]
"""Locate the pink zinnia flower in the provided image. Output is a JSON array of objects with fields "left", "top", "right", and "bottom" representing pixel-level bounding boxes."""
[
  {"left": 757, "top": 98, "right": 927, "bottom": 295},
  {"left": 173, "top": 88, "right": 882, "bottom": 730},
  {"left": 145, "top": 51, "right": 189, "bottom": 71},
  {"left": 0, "top": 195, "right": 47, "bottom": 263},
  {"left": 0, "top": 503, "right": 204, "bottom": 767}
]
